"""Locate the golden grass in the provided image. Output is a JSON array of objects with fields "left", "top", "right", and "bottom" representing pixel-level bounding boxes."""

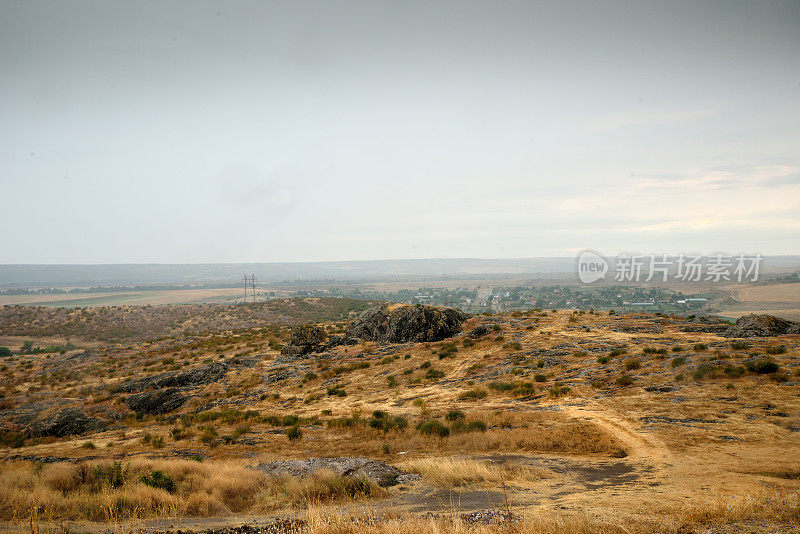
[
  {"left": 397, "top": 457, "right": 548, "bottom": 488},
  {"left": 0, "top": 459, "right": 385, "bottom": 522}
]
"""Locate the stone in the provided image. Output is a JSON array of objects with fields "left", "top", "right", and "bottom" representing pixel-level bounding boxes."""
[
  {"left": 28, "top": 407, "right": 107, "bottom": 437},
  {"left": 724, "top": 314, "right": 800, "bottom": 337},
  {"left": 347, "top": 304, "right": 469, "bottom": 343},
  {"left": 253, "top": 457, "right": 419, "bottom": 487},
  {"left": 125, "top": 387, "right": 187, "bottom": 414},
  {"left": 116, "top": 362, "right": 229, "bottom": 393},
  {"left": 467, "top": 325, "right": 491, "bottom": 338}
]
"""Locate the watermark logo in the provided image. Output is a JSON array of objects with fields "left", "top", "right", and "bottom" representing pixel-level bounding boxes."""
[
  {"left": 576, "top": 251, "right": 762, "bottom": 284},
  {"left": 577, "top": 249, "right": 609, "bottom": 283}
]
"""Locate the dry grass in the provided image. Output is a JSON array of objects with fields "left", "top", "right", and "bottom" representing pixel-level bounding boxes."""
[
  {"left": 679, "top": 490, "right": 800, "bottom": 525},
  {"left": 397, "top": 457, "right": 548, "bottom": 488},
  {"left": 0, "top": 459, "right": 384, "bottom": 522}
]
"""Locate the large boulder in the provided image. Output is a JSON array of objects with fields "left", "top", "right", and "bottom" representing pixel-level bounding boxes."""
[
  {"left": 125, "top": 387, "right": 187, "bottom": 414},
  {"left": 346, "top": 304, "right": 469, "bottom": 343},
  {"left": 253, "top": 457, "right": 419, "bottom": 487},
  {"left": 281, "top": 325, "right": 359, "bottom": 356},
  {"left": 116, "top": 362, "right": 229, "bottom": 393},
  {"left": 724, "top": 314, "right": 800, "bottom": 338},
  {"left": 28, "top": 407, "right": 107, "bottom": 437},
  {"left": 281, "top": 324, "right": 327, "bottom": 356}
]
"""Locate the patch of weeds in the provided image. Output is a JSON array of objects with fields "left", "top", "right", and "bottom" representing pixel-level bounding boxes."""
[
  {"left": 616, "top": 375, "right": 634, "bottom": 387},
  {"left": 458, "top": 388, "right": 487, "bottom": 400}
]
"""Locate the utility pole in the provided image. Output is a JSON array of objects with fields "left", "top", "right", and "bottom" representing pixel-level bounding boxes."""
[{"left": 242, "top": 274, "right": 257, "bottom": 303}]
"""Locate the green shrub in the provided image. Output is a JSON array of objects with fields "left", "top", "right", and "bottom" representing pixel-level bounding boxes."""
[
  {"left": 597, "top": 356, "right": 610, "bottom": 364},
  {"left": 730, "top": 341, "right": 751, "bottom": 350},
  {"left": 282, "top": 414, "right": 300, "bottom": 426},
  {"left": 488, "top": 381, "right": 514, "bottom": 392},
  {"left": 286, "top": 425, "right": 302, "bottom": 441},
  {"left": 746, "top": 357, "right": 780, "bottom": 374},
  {"left": 416, "top": 420, "right": 450, "bottom": 437},
  {"left": 616, "top": 375, "right": 634, "bottom": 387},
  {"left": 609, "top": 348, "right": 627, "bottom": 357},
  {"left": 764, "top": 345, "right": 787, "bottom": 355},
  {"left": 693, "top": 343, "right": 708, "bottom": 351},
  {"left": 425, "top": 368, "right": 445, "bottom": 380},
  {"left": 534, "top": 373, "right": 547, "bottom": 382},
  {"left": 445, "top": 409, "right": 465, "bottom": 421},
  {"left": 671, "top": 356, "right": 686, "bottom": 368},
  {"left": 139, "top": 470, "right": 176, "bottom": 493},
  {"left": 93, "top": 462, "right": 129, "bottom": 489},
  {"left": 624, "top": 358, "right": 641, "bottom": 371},
  {"left": 458, "top": 388, "right": 487, "bottom": 400}
]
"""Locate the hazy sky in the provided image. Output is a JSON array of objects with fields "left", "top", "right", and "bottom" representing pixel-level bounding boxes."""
[{"left": 1, "top": 1, "right": 798, "bottom": 264}]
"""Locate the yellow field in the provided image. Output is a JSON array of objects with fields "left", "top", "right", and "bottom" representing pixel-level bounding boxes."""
[
  {"left": 0, "top": 288, "right": 249, "bottom": 307},
  {"left": 718, "top": 282, "right": 800, "bottom": 321}
]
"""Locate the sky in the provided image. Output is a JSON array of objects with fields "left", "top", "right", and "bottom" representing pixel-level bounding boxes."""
[{"left": 1, "top": 0, "right": 798, "bottom": 264}]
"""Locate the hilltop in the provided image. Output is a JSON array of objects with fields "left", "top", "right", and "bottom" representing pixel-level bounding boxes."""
[{"left": 0, "top": 302, "right": 798, "bottom": 533}]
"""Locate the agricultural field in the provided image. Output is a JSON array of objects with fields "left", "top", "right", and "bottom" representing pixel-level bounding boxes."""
[
  {"left": 719, "top": 282, "right": 800, "bottom": 322},
  {"left": 0, "top": 302, "right": 798, "bottom": 533}
]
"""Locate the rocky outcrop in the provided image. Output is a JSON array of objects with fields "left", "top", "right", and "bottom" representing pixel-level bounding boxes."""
[
  {"left": 724, "top": 314, "right": 800, "bottom": 338},
  {"left": 466, "top": 325, "right": 491, "bottom": 339},
  {"left": 116, "top": 362, "right": 229, "bottom": 393},
  {"left": 346, "top": 304, "right": 468, "bottom": 343},
  {"left": 125, "top": 388, "right": 187, "bottom": 414},
  {"left": 28, "top": 407, "right": 107, "bottom": 437},
  {"left": 253, "top": 457, "right": 419, "bottom": 486},
  {"left": 280, "top": 325, "right": 359, "bottom": 356}
]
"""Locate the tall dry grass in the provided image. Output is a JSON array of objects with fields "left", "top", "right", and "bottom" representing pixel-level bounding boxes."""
[
  {"left": 397, "top": 457, "right": 548, "bottom": 488},
  {"left": 0, "top": 458, "right": 384, "bottom": 522}
]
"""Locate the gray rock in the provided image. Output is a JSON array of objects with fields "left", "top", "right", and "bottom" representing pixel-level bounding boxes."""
[
  {"left": 467, "top": 325, "right": 491, "bottom": 338},
  {"left": 253, "top": 457, "right": 420, "bottom": 487},
  {"left": 724, "top": 314, "right": 800, "bottom": 338},
  {"left": 28, "top": 407, "right": 107, "bottom": 437},
  {"left": 125, "top": 387, "right": 187, "bottom": 414},
  {"left": 116, "top": 362, "right": 229, "bottom": 393},
  {"left": 347, "top": 304, "right": 468, "bottom": 343}
]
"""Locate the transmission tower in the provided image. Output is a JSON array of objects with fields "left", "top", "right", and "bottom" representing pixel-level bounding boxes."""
[{"left": 242, "top": 274, "right": 257, "bottom": 302}]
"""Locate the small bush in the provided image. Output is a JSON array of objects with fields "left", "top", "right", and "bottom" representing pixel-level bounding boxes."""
[
  {"left": 764, "top": 345, "right": 787, "bottom": 355},
  {"left": 416, "top": 420, "right": 450, "bottom": 437},
  {"left": 445, "top": 409, "right": 465, "bottom": 421},
  {"left": 534, "top": 373, "right": 547, "bottom": 382},
  {"left": 693, "top": 343, "right": 708, "bottom": 352},
  {"left": 730, "top": 341, "right": 751, "bottom": 350},
  {"left": 746, "top": 357, "right": 780, "bottom": 374},
  {"left": 488, "top": 381, "right": 515, "bottom": 392},
  {"left": 609, "top": 348, "right": 627, "bottom": 357},
  {"left": 624, "top": 358, "right": 641, "bottom": 371},
  {"left": 597, "top": 356, "right": 609, "bottom": 364},
  {"left": 616, "top": 375, "right": 634, "bottom": 387},
  {"left": 671, "top": 356, "right": 686, "bottom": 368},
  {"left": 425, "top": 368, "right": 445, "bottom": 380},
  {"left": 139, "top": 470, "right": 176, "bottom": 493},
  {"left": 458, "top": 388, "right": 487, "bottom": 400},
  {"left": 286, "top": 425, "right": 302, "bottom": 441}
]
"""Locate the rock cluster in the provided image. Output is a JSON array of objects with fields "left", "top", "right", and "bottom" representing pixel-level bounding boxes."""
[
  {"left": 253, "top": 457, "right": 420, "bottom": 487},
  {"left": 280, "top": 324, "right": 358, "bottom": 356},
  {"left": 346, "top": 304, "right": 468, "bottom": 343},
  {"left": 28, "top": 406, "right": 107, "bottom": 437},
  {"left": 116, "top": 362, "right": 229, "bottom": 393},
  {"left": 724, "top": 314, "right": 800, "bottom": 338},
  {"left": 124, "top": 387, "right": 188, "bottom": 414}
]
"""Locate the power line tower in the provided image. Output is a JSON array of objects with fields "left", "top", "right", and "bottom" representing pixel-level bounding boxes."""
[{"left": 242, "top": 274, "right": 257, "bottom": 303}]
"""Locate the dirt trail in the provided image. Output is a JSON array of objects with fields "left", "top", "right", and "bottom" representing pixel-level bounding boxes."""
[{"left": 559, "top": 402, "right": 671, "bottom": 466}]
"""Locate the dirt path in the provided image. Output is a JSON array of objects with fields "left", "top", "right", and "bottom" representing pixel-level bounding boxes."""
[{"left": 559, "top": 402, "right": 671, "bottom": 465}]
